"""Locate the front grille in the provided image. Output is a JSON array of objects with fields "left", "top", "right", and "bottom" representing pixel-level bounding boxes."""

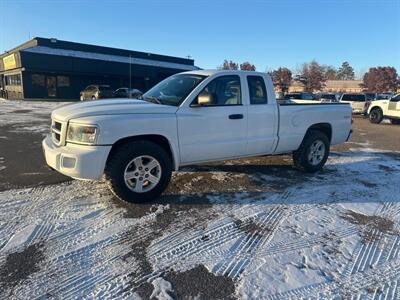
[{"left": 51, "top": 120, "right": 63, "bottom": 145}]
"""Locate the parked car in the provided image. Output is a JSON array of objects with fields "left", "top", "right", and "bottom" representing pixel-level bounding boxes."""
[
  {"left": 80, "top": 85, "right": 114, "bottom": 101},
  {"left": 368, "top": 94, "right": 400, "bottom": 124},
  {"left": 114, "top": 88, "right": 143, "bottom": 99},
  {"left": 43, "top": 70, "right": 352, "bottom": 203},
  {"left": 339, "top": 93, "right": 370, "bottom": 114},
  {"left": 317, "top": 93, "right": 338, "bottom": 103},
  {"left": 284, "top": 92, "right": 316, "bottom": 100}
]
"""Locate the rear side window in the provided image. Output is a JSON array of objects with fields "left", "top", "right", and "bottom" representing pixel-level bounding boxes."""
[
  {"left": 247, "top": 76, "right": 268, "bottom": 104},
  {"left": 342, "top": 94, "right": 366, "bottom": 101}
]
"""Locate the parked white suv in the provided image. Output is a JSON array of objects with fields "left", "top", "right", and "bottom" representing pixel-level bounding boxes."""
[
  {"left": 43, "top": 70, "right": 352, "bottom": 203},
  {"left": 339, "top": 93, "right": 369, "bottom": 114},
  {"left": 368, "top": 94, "right": 400, "bottom": 124}
]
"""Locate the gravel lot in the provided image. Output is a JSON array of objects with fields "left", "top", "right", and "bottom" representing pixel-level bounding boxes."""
[{"left": 0, "top": 100, "right": 400, "bottom": 299}]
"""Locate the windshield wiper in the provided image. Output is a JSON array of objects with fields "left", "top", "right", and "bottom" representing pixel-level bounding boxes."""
[{"left": 143, "top": 96, "right": 162, "bottom": 105}]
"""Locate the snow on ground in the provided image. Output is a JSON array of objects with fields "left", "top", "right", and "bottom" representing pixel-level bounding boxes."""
[
  {"left": 0, "top": 148, "right": 399, "bottom": 299},
  {"left": 0, "top": 99, "right": 70, "bottom": 134},
  {"left": 148, "top": 149, "right": 400, "bottom": 299}
]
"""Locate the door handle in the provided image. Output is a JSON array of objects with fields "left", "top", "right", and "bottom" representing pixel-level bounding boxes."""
[{"left": 229, "top": 114, "right": 244, "bottom": 120}]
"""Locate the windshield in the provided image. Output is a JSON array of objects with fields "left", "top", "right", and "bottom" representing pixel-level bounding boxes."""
[
  {"left": 341, "top": 94, "right": 366, "bottom": 101},
  {"left": 142, "top": 74, "right": 206, "bottom": 106},
  {"left": 320, "top": 94, "right": 336, "bottom": 99}
]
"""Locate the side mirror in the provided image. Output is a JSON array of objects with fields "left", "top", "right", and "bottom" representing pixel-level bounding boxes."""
[{"left": 197, "top": 92, "right": 213, "bottom": 106}]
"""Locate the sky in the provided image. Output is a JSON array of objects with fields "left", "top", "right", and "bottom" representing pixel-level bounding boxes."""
[{"left": 0, "top": 0, "right": 399, "bottom": 78}]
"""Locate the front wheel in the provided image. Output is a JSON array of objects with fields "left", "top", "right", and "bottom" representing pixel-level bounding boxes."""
[
  {"left": 105, "top": 141, "right": 172, "bottom": 203},
  {"left": 293, "top": 130, "right": 330, "bottom": 173},
  {"left": 369, "top": 108, "right": 383, "bottom": 124}
]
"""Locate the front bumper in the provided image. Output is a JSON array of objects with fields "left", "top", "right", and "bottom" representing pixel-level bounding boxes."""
[{"left": 42, "top": 135, "right": 112, "bottom": 180}]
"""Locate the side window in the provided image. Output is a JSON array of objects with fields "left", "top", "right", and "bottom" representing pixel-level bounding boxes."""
[
  {"left": 390, "top": 95, "right": 400, "bottom": 102},
  {"left": 247, "top": 76, "right": 268, "bottom": 104},
  {"left": 303, "top": 93, "right": 314, "bottom": 100},
  {"left": 192, "top": 75, "right": 241, "bottom": 106}
]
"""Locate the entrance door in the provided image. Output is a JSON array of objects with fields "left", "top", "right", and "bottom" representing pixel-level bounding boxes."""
[{"left": 47, "top": 76, "right": 57, "bottom": 97}]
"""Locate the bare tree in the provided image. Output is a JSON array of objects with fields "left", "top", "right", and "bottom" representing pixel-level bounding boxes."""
[
  {"left": 270, "top": 67, "right": 292, "bottom": 95},
  {"left": 323, "top": 66, "right": 337, "bottom": 80},
  {"left": 361, "top": 66, "right": 399, "bottom": 92},
  {"left": 240, "top": 62, "right": 256, "bottom": 71},
  {"left": 295, "top": 60, "right": 326, "bottom": 92},
  {"left": 219, "top": 59, "right": 238, "bottom": 70},
  {"left": 336, "top": 61, "right": 355, "bottom": 80}
]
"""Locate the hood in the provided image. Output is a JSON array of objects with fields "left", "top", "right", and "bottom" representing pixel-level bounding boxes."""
[{"left": 51, "top": 99, "right": 178, "bottom": 121}]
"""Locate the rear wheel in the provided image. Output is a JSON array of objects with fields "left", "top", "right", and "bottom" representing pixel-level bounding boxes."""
[
  {"left": 80, "top": 95, "right": 84, "bottom": 101},
  {"left": 105, "top": 141, "right": 172, "bottom": 203},
  {"left": 293, "top": 130, "right": 330, "bottom": 173},
  {"left": 369, "top": 108, "right": 383, "bottom": 124},
  {"left": 92, "top": 96, "right": 96, "bottom": 100}
]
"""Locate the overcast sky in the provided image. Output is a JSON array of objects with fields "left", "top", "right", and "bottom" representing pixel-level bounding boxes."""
[{"left": 1, "top": 0, "right": 399, "bottom": 78}]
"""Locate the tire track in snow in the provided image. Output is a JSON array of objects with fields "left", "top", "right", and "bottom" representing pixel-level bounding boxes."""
[{"left": 212, "top": 192, "right": 293, "bottom": 279}]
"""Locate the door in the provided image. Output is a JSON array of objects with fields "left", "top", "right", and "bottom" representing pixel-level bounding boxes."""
[
  {"left": 47, "top": 76, "right": 57, "bottom": 97},
  {"left": 177, "top": 75, "right": 247, "bottom": 164},
  {"left": 245, "top": 75, "right": 278, "bottom": 155},
  {"left": 388, "top": 95, "right": 400, "bottom": 116}
]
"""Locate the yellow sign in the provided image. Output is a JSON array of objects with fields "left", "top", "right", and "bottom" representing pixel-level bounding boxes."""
[{"left": 3, "top": 54, "right": 16, "bottom": 70}]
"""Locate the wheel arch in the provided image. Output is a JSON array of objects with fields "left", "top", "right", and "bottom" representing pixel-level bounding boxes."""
[
  {"left": 368, "top": 105, "right": 383, "bottom": 114},
  {"left": 106, "top": 134, "right": 178, "bottom": 171},
  {"left": 304, "top": 123, "right": 332, "bottom": 143}
]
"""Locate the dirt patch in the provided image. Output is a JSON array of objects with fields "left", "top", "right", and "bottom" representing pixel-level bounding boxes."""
[
  {"left": 342, "top": 210, "right": 395, "bottom": 243},
  {"left": 357, "top": 180, "right": 378, "bottom": 188},
  {"left": 12, "top": 109, "right": 33, "bottom": 114},
  {"left": 164, "top": 265, "right": 235, "bottom": 300},
  {"left": 0, "top": 243, "right": 45, "bottom": 294},
  {"left": 234, "top": 218, "right": 270, "bottom": 237},
  {"left": 378, "top": 165, "right": 396, "bottom": 172}
]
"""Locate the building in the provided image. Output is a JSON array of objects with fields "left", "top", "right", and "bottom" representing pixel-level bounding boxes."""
[{"left": 0, "top": 37, "right": 197, "bottom": 100}]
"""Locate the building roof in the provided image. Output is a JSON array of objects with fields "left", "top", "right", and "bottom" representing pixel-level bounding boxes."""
[
  {"left": 22, "top": 46, "right": 198, "bottom": 71},
  {"left": 1, "top": 37, "right": 198, "bottom": 71}
]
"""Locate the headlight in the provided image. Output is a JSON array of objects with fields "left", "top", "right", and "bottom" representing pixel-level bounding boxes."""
[{"left": 66, "top": 123, "right": 99, "bottom": 145}]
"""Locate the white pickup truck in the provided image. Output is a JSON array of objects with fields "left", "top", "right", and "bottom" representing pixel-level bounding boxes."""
[
  {"left": 368, "top": 94, "right": 400, "bottom": 124},
  {"left": 43, "top": 70, "right": 352, "bottom": 202}
]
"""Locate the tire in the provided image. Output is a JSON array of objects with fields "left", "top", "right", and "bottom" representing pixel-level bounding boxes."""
[
  {"left": 92, "top": 96, "right": 96, "bottom": 100},
  {"left": 390, "top": 118, "right": 400, "bottom": 125},
  {"left": 369, "top": 108, "right": 383, "bottom": 124},
  {"left": 293, "top": 130, "right": 330, "bottom": 173},
  {"left": 80, "top": 95, "right": 84, "bottom": 101},
  {"left": 105, "top": 141, "right": 172, "bottom": 203}
]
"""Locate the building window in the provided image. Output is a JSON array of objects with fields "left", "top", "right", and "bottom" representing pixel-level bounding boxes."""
[
  {"left": 57, "top": 76, "right": 70, "bottom": 87},
  {"left": 32, "top": 74, "right": 45, "bottom": 86},
  {"left": 5, "top": 74, "right": 21, "bottom": 86}
]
